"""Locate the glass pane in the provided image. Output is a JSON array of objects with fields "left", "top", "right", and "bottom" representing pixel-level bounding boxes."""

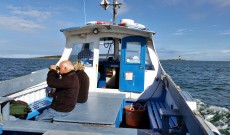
[
  {"left": 99, "top": 39, "right": 114, "bottom": 60},
  {"left": 126, "top": 42, "right": 141, "bottom": 63},
  {"left": 145, "top": 48, "right": 154, "bottom": 70},
  {"left": 70, "top": 43, "right": 93, "bottom": 67},
  {"left": 69, "top": 44, "right": 82, "bottom": 62}
]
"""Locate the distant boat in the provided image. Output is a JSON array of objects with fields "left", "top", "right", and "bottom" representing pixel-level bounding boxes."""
[{"left": 0, "top": 0, "right": 220, "bottom": 135}]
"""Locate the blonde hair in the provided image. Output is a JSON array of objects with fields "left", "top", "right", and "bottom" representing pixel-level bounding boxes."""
[{"left": 73, "top": 60, "right": 85, "bottom": 71}]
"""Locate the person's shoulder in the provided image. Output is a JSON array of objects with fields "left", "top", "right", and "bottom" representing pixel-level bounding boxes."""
[
  {"left": 48, "top": 69, "right": 57, "bottom": 75},
  {"left": 76, "top": 70, "right": 84, "bottom": 74},
  {"left": 73, "top": 72, "right": 80, "bottom": 80},
  {"left": 81, "top": 70, "right": 89, "bottom": 78},
  {"left": 77, "top": 70, "right": 88, "bottom": 76},
  {"left": 69, "top": 70, "right": 78, "bottom": 76}
]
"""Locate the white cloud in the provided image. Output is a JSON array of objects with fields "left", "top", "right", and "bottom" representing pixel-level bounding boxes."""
[
  {"left": 0, "top": 15, "right": 44, "bottom": 32},
  {"left": 197, "top": 0, "right": 230, "bottom": 7},
  {"left": 104, "top": 0, "right": 128, "bottom": 15},
  {"left": 220, "top": 30, "right": 230, "bottom": 35},
  {"left": 222, "top": 50, "right": 230, "bottom": 55},
  {"left": 157, "top": 0, "right": 184, "bottom": 6},
  {"left": 167, "top": 0, "right": 184, "bottom": 5},
  {"left": 0, "top": 54, "right": 40, "bottom": 58},
  {"left": 172, "top": 29, "right": 186, "bottom": 35},
  {"left": 190, "top": 12, "right": 209, "bottom": 20},
  {"left": 159, "top": 0, "right": 230, "bottom": 8},
  {"left": 7, "top": 5, "right": 52, "bottom": 20},
  {"left": 117, "top": 0, "right": 129, "bottom": 15},
  {"left": 0, "top": 5, "right": 52, "bottom": 32}
]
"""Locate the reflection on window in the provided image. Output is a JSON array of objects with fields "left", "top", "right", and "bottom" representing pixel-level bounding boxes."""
[
  {"left": 126, "top": 42, "right": 141, "bottom": 63},
  {"left": 69, "top": 43, "right": 93, "bottom": 67}
]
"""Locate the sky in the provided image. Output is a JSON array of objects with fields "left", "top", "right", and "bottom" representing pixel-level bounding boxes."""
[{"left": 0, "top": 0, "right": 230, "bottom": 61}]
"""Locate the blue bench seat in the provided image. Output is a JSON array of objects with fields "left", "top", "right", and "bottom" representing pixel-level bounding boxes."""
[
  {"left": 27, "top": 97, "right": 52, "bottom": 120},
  {"left": 147, "top": 100, "right": 179, "bottom": 131}
]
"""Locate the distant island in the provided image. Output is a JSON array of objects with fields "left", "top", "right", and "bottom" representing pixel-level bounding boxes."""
[
  {"left": 35, "top": 55, "right": 61, "bottom": 59},
  {"left": 161, "top": 59, "right": 186, "bottom": 61},
  {"left": 161, "top": 56, "right": 187, "bottom": 61},
  {"left": 35, "top": 55, "right": 188, "bottom": 61}
]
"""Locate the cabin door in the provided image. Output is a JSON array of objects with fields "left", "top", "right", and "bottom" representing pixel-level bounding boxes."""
[{"left": 120, "top": 36, "right": 146, "bottom": 93}]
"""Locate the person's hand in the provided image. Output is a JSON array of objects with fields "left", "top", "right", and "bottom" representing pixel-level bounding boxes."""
[{"left": 49, "top": 65, "right": 58, "bottom": 70}]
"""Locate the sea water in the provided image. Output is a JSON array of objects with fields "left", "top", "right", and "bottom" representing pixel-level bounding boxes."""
[
  {"left": 0, "top": 58, "right": 58, "bottom": 81},
  {"left": 0, "top": 58, "right": 229, "bottom": 134},
  {"left": 161, "top": 60, "right": 230, "bottom": 135}
]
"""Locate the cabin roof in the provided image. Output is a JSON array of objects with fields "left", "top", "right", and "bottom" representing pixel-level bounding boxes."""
[{"left": 60, "top": 25, "right": 155, "bottom": 38}]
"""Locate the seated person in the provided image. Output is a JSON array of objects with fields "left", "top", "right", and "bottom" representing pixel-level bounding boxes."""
[
  {"left": 36, "top": 60, "right": 79, "bottom": 122},
  {"left": 73, "top": 61, "right": 90, "bottom": 103},
  {"left": 77, "top": 43, "right": 93, "bottom": 60}
]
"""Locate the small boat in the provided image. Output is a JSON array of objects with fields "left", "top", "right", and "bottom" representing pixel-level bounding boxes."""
[{"left": 0, "top": 1, "right": 220, "bottom": 135}]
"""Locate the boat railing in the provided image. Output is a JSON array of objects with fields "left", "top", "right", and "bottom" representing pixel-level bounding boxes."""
[
  {"left": 164, "top": 74, "right": 211, "bottom": 135},
  {"left": 0, "top": 68, "right": 48, "bottom": 122},
  {"left": 0, "top": 68, "right": 48, "bottom": 98},
  {"left": 7, "top": 82, "right": 47, "bottom": 104}
]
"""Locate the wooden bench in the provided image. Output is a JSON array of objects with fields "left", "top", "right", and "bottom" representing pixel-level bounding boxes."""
[{"left": 147, "top": 100, "right": 181, "bottom": 134}]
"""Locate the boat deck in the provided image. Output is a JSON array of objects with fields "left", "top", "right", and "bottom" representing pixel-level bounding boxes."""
[
  {"left": 53, "top": 92, "right": 125, "bottom": 127},
  {"left": 3, "top": 120, "right": 159, "bottom": 135},
  {"left": 3, "top": 92, "right": 161, "bottom": 134}
]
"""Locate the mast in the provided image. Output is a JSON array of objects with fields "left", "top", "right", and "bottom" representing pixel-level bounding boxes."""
[
  {"left": 113, "top": 0, "right": 116, "bottom": 25},
  {"left": 100, "top": 0, "right": 122, "bottom": 25}
]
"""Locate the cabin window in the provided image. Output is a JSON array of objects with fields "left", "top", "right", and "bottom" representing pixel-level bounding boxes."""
[
  {"left": 99, "top": 38, "right": 115, "bottom": 60},
  {"left": 125, "top": 42, "right": 141, "bottom": 63},
  {"left": 145, "top": 48, "right": 154, "bottom": 70},
  {"left": 69, "top": 43, "right": 94, "bottom": 67}
]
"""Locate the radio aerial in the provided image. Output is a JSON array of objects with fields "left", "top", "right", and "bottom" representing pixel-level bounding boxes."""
[{"left": 100, "top": 0, "right": 122, "bottom": 25}]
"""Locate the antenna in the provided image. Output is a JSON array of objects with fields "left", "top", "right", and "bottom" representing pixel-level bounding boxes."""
[
  {"left": 100, "top": 0, "right": 122, "bottom": 25},
  {"left": 83, "top": 0, "right": 87, "bottom": 24}
]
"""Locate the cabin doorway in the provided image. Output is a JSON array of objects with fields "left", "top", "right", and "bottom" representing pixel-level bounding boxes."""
[
  {"left": 97, "top": 38, "right": 120, "bottom": 89},
  {"left": 119, "top": 36, "right": 146, "bottom": 93}
]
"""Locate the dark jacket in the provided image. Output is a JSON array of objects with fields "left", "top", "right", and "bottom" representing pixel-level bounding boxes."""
[
  {"left": 47, "top": 70, "right": 79, "bottom": 112},
  {"left": 76, "top": 70, "right": 89, "bottom": 103}
]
